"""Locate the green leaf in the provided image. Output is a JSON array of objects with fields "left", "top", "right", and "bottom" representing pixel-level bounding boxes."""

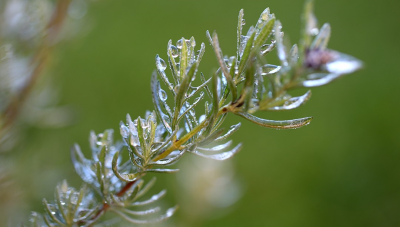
[
  {"left": 151, "top": 71, "right": 173, "bottom": 134},
  {"left": 149, "top": 150, "right": 186, "bottom": 166},
  {"left": 121, "top": 207, "right": 161, "bottom": 216},
  {"left": 137, "top": 117, "right": 147, "bottom": 157},
  {"left": 261, "top": 90, "right": 312, "bottom": 111},
  {"left": 190, "top": 143, "right": 242, "bottom": 161},
  {"left": 237, "top": 28, "right": 256, "bottom": 79},
  {"left": 150, "top": 127, "right": 179, "bottom": 158},
  {"left": 197, "top": 128, "right": 225, "bottom": 146},
  {"left": 43, "top": 198, "right": 65, "bottom": 226},
  {"left": 144, "top": 169, "right": 179, "bottom": 173},
  {"left": 206, "top": 113, "right": 227, "bottom": 138},
  {"left": 178, "top": 92, "right": 205, "bottom": 122},
  {"left": 253, "top": 17, "right": 276, "bottom": 49},
  {"left": 110, "top": 194, "right": 125, "bottom": 207},
  {"left": 98, "top": 145, "right": 106, "bottom": 164},
  {"left": 112, "top": 151, "right": 139, "bottom": 182},
  {"left": 111, "top": 205, "right": 178, "bottom": 224},
  {"left": 167, "top": 40, "right": 179, "bottom": 84},
  {"left": 173, "top": 63, "right": 197, "bottom": 127},
  {"left": 205, "top": 30, "right": 214, "bottom": 50},
  {"left": 203, "top": 69, "right": 220, "bottom": 135},
  {"left": 184, "top": 76, "right": 211, "bottom": 102},
  {"left": 235, "top": 111, "right": 313, "bottom": 129},
  {"left": 299, "top": 0, "right": 315, "bottom": 62},
  {"left": 243, "top": 55, "right": 255, "bottom": 112},
  {"left": 196, "top": 42, "right": 206, "bottom": 65},
  {"left": 96, "top": 162, "right": 105, "bottom": 194},
  {"left": 229, "top": 56, "right": 237, "bottom": 80},
  {"left": 156, "top": 54, "right": 175, "bottom": 94},
  {"left": 211, "top": 70, "right": 219, "bottom": 118},
  {"left": 71, "top": 186, "right": 85, "bottom": 221},
  {"left": 197, "top": 140, "right": 233, "bottom": 152},
  {"left": 126, "top": 180, "right": 143, "bottom": 203},
  {"left": 212, "top": 32, "right": 237, "bottom": 101},
  {"left": 136, "top": 177, "right": 157, "bottom": 199},
  {"left": 200, "top": 72, "right": 213, "bottom": 99},
  {"left": 131, "top": 190, "right": 166, "bottom": 206},
  {"left": 310, "top": 23, "right": 331, "bottom": 50},
  {"left": 237, "top": 9, "right": 244, "bottom": 61},
  {"left": 149, "top": 120, "right": 157, "bottom": 146},
  {"left": 215, "top": 122, "right": 241, "bottom": 142},
  {"left": 179, "top": 37, "right": 188, "bottom": 82},
  {"left": 55, "top": 185, "right": 68, "bottom": 224}
]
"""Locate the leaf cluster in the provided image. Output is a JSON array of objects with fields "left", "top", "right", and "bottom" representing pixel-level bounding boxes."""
[{"left": 27, "top": 1, "right": 361, "bottom": 226}]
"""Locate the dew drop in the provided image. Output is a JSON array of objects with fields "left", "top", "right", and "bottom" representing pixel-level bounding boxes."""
[
  {"left": 148, "top": 111, "right": 157, "bottom": 123},
  {"left": 241, "top": 19, "right": 246, "bottom": 25},
  {"left": 174, "top": 85, "right": 180, "bottom": 93},
  {"left": 120, "top": 123, "right": 129, "bottom": 138},
  {"left": 70, "top": 192, "right": 79, "bottom": 205},
  {"left": 158, "top": 89, "right": 167, "bottom": 102},
  {"left": 126, "top": 114, "right": 132, "bottom": 124},
  {"left": 131, "top": 124, "right": 138, "bottom": 136},
  {"left": 140, "top": 118, "right": 149, "bottom": 129},
  {"left": 228, "top": 56, "right": 236, "bottom": 66},
  {"left": 261, "top": 64, "right": 281, "bottom": 75},
  {"left": 310, "top": 28, "right": 319, "bottom": 36},
  {"left": 199, "top": 114, "right": 206, "bottom": 123},
  {"left": 261, "top": 44, "right": 269, "bottom": 52},
  {"left": 239, "top": 35, "right": 249, "bottom": 57},
  {"left": 190, "top": 38, "right": 196, "bottom": 47},
  {"left": 176, "top": 39, "right": 183, "bottom": 49},
  {"left": 166, "top": 207, "right": 176, "bottom": 217},
  {"left": 224, "top": 57, "right": 229, "bottom": 66},
  {"left": 261, "top": 12, "right": 269, "bottom": 20},
  {"left": 145, "top": 110, "right": 152, "bottom": 119},
  {"left": 170, "top": 45, "right": 178, "bottom": 58},
  {"left": 156, "top": 55, "right": 167, "bottom": 71},
  {"left": 131, "top": 135, "right": 140, "bottom": 147}
]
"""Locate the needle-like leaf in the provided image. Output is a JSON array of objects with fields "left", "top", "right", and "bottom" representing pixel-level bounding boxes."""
[{"left": 235, "top": 112, "right": 313, "bottom": 129}]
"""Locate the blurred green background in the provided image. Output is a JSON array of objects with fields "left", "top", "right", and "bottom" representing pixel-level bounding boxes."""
[{"left": 7, "top": 0, "right": 400, "bottom": 226}]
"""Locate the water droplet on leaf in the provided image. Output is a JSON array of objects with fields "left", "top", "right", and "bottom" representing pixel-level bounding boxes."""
[
  {"left": 190, "top": 37, "right": 196, "bottom": 47},
  {"left": 170, "top": 45, "right": 178, "bottom": 58},
  {"left": 156, "top": 55, "right": 167, "bottom": 71},
  {"left": 176, "top": 39, "right": 183, "bottom": 49},
  {"left": 120, "top": 123, "right": 129, "bottom": 138},
  {"left": 158, "top": 89, "right": 167, "bottom": 102},
  {"left": 261, "top": 64, "right": 281, "bottom": 75}
]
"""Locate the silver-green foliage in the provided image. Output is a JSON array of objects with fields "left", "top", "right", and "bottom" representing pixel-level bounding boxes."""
[{"left": 29, "top": 1, "right": 362, "bottom": 226}]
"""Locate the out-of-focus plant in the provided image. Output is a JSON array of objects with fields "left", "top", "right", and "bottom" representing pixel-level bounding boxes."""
[
  {"left": 26, "top": 0, "right": 362, "bottom": 226},
  {"left": 0, "top": 0, "right": 89, "bottom": 223},
  {"left": 0, "top": 0, "right": 87, "bottom": 151}
]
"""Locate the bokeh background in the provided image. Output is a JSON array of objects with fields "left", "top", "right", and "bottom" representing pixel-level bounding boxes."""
[{"left": 3, "top": 0, "right": 400, "bottom": 226}]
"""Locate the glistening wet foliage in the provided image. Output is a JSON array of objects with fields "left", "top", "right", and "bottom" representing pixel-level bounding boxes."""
[{"left": 25, "top": 0, "right": 363, "bottom": 226}]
